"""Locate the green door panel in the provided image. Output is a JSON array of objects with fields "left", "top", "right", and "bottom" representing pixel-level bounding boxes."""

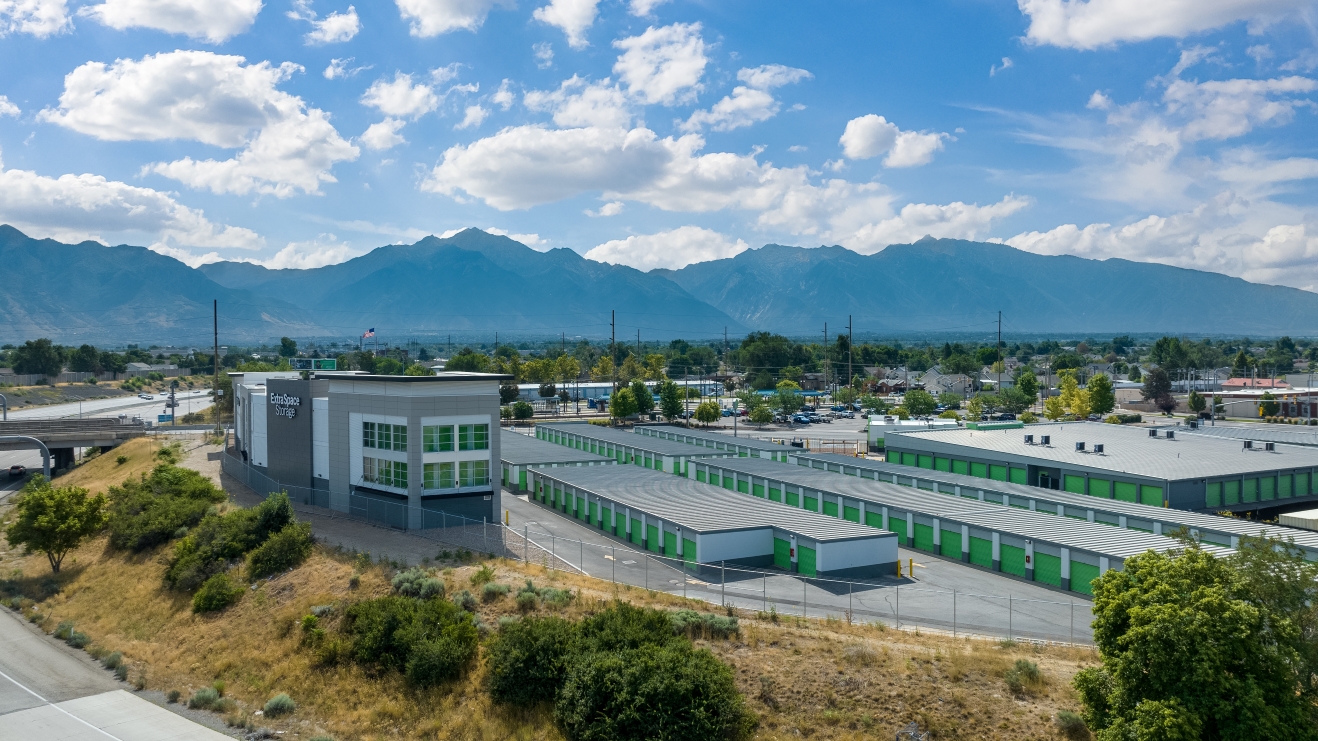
[
  {"left": 577, "top": 496, "right": 587, "bottom": 521},
  {"left": 989, "top": 465, "right": 1007, "bottom": 481},
  {"left": 1000, "top": 545, "right": 1027, "bottom": 577},
  {"left": 1035, "top": 553, "right": 1062, "bottom": 586},
  {"left": 519, "top": 469, "right": 527, "bottom": 490},
  {"left": 787, "top": 490, "right": 800, "bottom": 507},
  {"left": 1114, "top": 481, "right": 1137, "bottom": 502},
  {"left": 769, "top": 487, "right": 782, "bottom": 502},
  {"left": 969, "top": 537, "right": 992, "bottom": 567},
  {"left": 798, "top": 546, "right": 817, "bottom": 577},
  {"left": 1261, "top": 477, "right": 1275, "bottom": 501},
  {"left": 1298, "top": 472, "right": 1311, "bottom": 496},
  {"left": 722, "top": 476, "right": 734, "bottom": 490},
  {"left": 1140, "top": 485, "right": 1163, "bottom": 507},
  {"left": 647, "top": 525, "right": 660, "bottom": 552},
  {"left": 1064, "top": 475, "right": 1086, "bottom": 494},
  {"left": 773, "top": 538, "right": 791, "bottom": 570},
  {"left": 664, "top": 530, "right": 677, "bottom": 557},
  {"left": 888, "top": 518, "right": 907, "bottom": 540},
  {"left": 737, "top": 479, "right": 749, "bottom": 494},
  {"left": 952, "top": 460, "right": 969, "bottom": 475},
  {"left": 683, "top": 538, "right": 697, "bottom": 567},
  {"left": 1009, "top": 467, "right": 1027, "bottom": 485},
  {"left": 934, "top": 457, "right": 951, "bottom": 472},
  {"left": 1089, "top": 478, "right": 1111, "bottom": 498},
  {"left": 1206, "top": 482, "right": 1222, "bottom": 508},
  {"left": 823, "top": 500, "right": 839, "bottom": 517},
  {"left": 752, "top": 483, "right": 765, "bottom": 498},
  {"left": 1225, "top": 480, "right": 1240, "bottom": 505},
  {"left": 843, "top": 506, "right": 860, "bottom": 523},
  {"left": 1243, "top": 478, "right": 1258, "bottom": 503},
  {"left": 630, "top": 519, "right": 642, "bottom": 545},
  {"left": 865, "top": 510, "right": 883, "bottom": 528},
  {"left": 940, "top": 529, "right": 961, "bottom": 559},
  {"left": 1280, "top": 475, "right": 1293, "bottom": 498},
  {"left": 696, "top": 470, "right": 706, "bottom": 483},
  {"left": 917, "top": 455, "right": 933, "bottom": 469},
  {"left": 804, "top": 496, "right": 819, "bottom": 512},
  {"left": 913, "top": 523, "right": 935, "bottom": 551},
  {"left": 589, "top": 502, "right": 598, "bottom": 525},
  {"left": 971, "top": 462, "right": 987, "bottom": 478},
  {"left": 1071, "top": 562, "right": 1101, "bottom": 596},
  {"left": 901, "top": 452, "right": 916, "bottom": 466}
]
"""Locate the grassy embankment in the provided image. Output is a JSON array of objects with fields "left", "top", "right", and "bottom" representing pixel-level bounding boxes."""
[{"left": 0, "top": 441, "right": 1095, "bottom": 741}]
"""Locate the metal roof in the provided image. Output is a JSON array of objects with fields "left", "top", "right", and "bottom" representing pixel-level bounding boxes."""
[
  {"left": 538, "top": 422, "right": 736, "bottom": 458},
  {"left": 634, "top": 424, "right": 789, "bottom": 452},
  {"left": 1181, "top": 423, "right": 1318, "bottom": 449},
  {"left": 530, "top": 465, "right": 886, "bottom": 543},
  {"left": 693, "top": 457, "right": 1231, "bottom": 560},
  {"left": 499, "top": 429, "right": 613, "bottom": 466},
  {"left": 792, "top": 451, "right": 1318, "bottom": 555},
  {"left": 890, "top": 421, "right": 1318, "bottom": 480}
]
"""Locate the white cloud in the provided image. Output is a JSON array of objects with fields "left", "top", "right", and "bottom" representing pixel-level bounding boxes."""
[
  {"left": 394, "top": 0, "right": 508, "bottom": 37},
  {"left": 1086, "top": 91, "right": 1113, "bottom": 110},
  {"left": 0, "top": 154, "right": 263, "bottom": 258},
  {"left": 260, "top": 234, "right": 363, "bottom": 268},
  {"left": 1017, "top": 0, "right": 1311, "bottom": 50},
  {"left": 585, "top": 226, "right": 749, "bottom": 270},
  {"left": 491, "top": 79, "right": 515, "bottom": 110},
  {"left": 41, "top": 51, "right": 357, "bottom": 198},
  {"left": 1163, "top": 75, "right": 1317, "bottom": 141},
  {"left": 482, "top": 226, "right": 545, "bottom": 248},
  {"left": 613, "top": 22, "right": 707, "bottom": 106},
  {"left": 585, "top": 200, "right": 624, "bottom": 216},
  {"left": 324, "top": 57, "right": 369, "bottom": 79},
  {"left": 81, "top": 0, "right": 262, "bottom": 43},
  {"left": 287, "top": 0, "right": 360, "bottom": 44},
  {"left": 1247, "top": 45, "right": 1273, "bottom": 65},
  {"left": 361, "top": 72, "right": 440, "bottom": 119},
  {"left": 0, "top": 96, "right": 18, "bottom": 117},
  {"left": 682, "top": 64, "right": 812, "bottom": 132},
  {"left": 991, "top": 57, "right": 1013, "bottom": 76},
  {"left": 455, "top": 104, "right": 488, "bottom": 129},
  {"left": 534, "top": 41, "right": 555, "bottom": 68},
  {"left": 361, "top": 118, "right": 406, "bottom": 150},
  {"left": 839, "top": 114, "right": 950, "bottom": 167},
  {"left": 533, "top": 0, "right": 598, "bottom": 49},
  {"left": 524, "top": 76, "right": 631, "bottom": 128},
  {"left": 0, "top": 0, "right": 69, "bottom": 37},
  {"left": 628, "top": 0, "right": 666, "bottom": 16}
]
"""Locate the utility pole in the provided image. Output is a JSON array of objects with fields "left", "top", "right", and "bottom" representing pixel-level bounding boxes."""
[
  {"left": 823, "top": 322, "right": 829, "bottom": 393},
  {"left": 213, "top": 299, "right": 219, "bottom": 429},
  {"left": 997, "top": 311, "right": 1002, "bottom": 393},
  {"left": 610, "top": 310, "right": 617, "bottom": 392},
  {"left": 637, "top": 329, "right": 641, "bottom": 359},
  {"left": 847, "top": 314, "right": 853, "bottom": 393}
]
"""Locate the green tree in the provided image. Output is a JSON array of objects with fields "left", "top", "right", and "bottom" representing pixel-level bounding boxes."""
[
  {"left": 780, "top": 365, "right": 803, "bottom": 382},
  {"left": 1230, "top": 350, "right": 1252, "bottom": 378},
  {"left": 590, "top": 355, "right": 614, "bottom": 382},
  {"left": 658, "top": 380, "right": 684, "bottom": 421},
  {"left": 279, "top": 337, "right": 297, "bottom": 357},
  {"left": 749, "top": 404, "right": 773, "bottom": 427},
  {"left": 1187, "top": 390, "right": 1206, "bottom": 414},
  {"left": 1260, "top": 391, "right": 1280, "bottom": 417},
  {"left": 1075, "top": 541, "right": 1318, "bottom": 741},
  {"left": 1142, "top": 367, "right": 1172, "bottom": 403},
  {"left": 942, "top": 353, "right": 980, "bottom": 376},
  {"left": 5, "top": 477, "right": 107, "bottom": 573},
  {"left": 446, "top": 348, "right": 491, "bottom": 373},
  {"left": 775, "top": 378, "right": 801, "bottom": 393},
  {"left": 610, "top": 388, "right": 639, "bottom": 420},
  {"left": 643, "top": 354, "right": 666, "bottom": 381},
  {"left": 499, "top": 382, "right": 521, "bottom": 405},
  {"left": 966, "top": 395, "right": 983, "bottom": 420},
  {"left": 629, "top": 379, "right": 654, "bottom": 415},
  {"left": 937, "top": 392, "right": 963, "bottom": 409},
  {"left": 694, "top": 400, "right": 721, "bottom": 426},
  {"left": 375, "top": 357, "right": 404, "bottom": 375},
  {"left": 513, "top": 401, "right": 535, "bottom": 420},
  {"left": 903, "top": 388, "right": 937, "bottom": 416},
  {"left": 12, "top": 338, "right": 64, "bottom": 377},
  {"left": 834, "top": 387, "right": 859, "bottom": 404},
  {"left": 775, "top": 388, "right": 803, "bottom": 416},
  {"left": 403, "top": 362, "right": 433, "bottom": 376},
  {"left": 99, "top": 351, "right": 127, "bottom": 377},
  {"left": 68, "top": 344, "right": 102, "bottom": 373},
  {"left": 1087, "top": 374, "right": 1116, "bottom": 416},
  {"left": 1127, "top": 364, "right": 1142, "bottom": 383},
  {"left": 999, "top": 387, "right": 1034, "bottom": 414},
  {"left": 618, "top": 354, "right": 644, "bottom": 384}
]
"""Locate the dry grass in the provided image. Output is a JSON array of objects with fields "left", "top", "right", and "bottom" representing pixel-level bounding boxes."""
[
  {"left": 54, "top": 437, "right": 163, "bottom": 491},
  {"left": 0, "top": 445, "right": 1097, "bottom": 740}
]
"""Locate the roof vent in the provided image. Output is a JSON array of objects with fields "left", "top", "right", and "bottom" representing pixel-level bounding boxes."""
[
  {"left": 1149, "top": 428, "right": 1158, "bottom": 438},
  {"left": 1165, "top": 430, "right": 1175, "bottom": 440},
  {"left": 1265, "top": 442, "right": 1276, "bottom": 452},
  {"left": 1040, "top": 435, "right": 1051, "bottom": 446},
  {"left": 1075, "top": 441, "right": 1086, "bottom": 452},
  {"left": 1094, "top": 443, "right": 1105, "bottom": 454},
  {"left": 1244, "top": 440, "right": 1254, "bottom": 450},
  {"left": 1024, "top": 434, "right": 1034, "bottom": 445}
]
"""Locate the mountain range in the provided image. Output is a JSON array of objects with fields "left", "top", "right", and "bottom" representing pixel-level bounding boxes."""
[{"left": 3, "top": 224, "right": 1318, "bottom": 344}]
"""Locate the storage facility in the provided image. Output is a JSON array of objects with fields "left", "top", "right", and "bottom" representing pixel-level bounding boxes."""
[
  {"left": 527, "top": 465, "right": 899, "bottom": 577},
  {"left": 537, "top": 422, "right": 739, "bottom": 475},
  {"left": 885, "top": 422, "right": 1318, "bottom": 514},
  {"left": 499, "top": 428, "right": 614, "bottom": 493},
  {"left": 866, "top": 415, "right": 960, "bottom": 451},
  {"left": 688, "top": 457, "right": 1230, "bottom": 595},
  {"left": 1183, "top": 423, "right": 1318, "bottom": 449},
  {"left": 634, "top": 424, "right": 791, "bottom": 460}
]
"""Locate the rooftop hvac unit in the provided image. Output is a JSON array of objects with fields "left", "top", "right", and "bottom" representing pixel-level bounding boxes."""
[
  {"left": 1094, "top": 443, "right": 1105, "bottom": 454},
  {"left": 1265, "top": 442, "right": 1276, "bottom": 452},
  {"left": 1075, "top": 441, "right": 1086, "bottom": 452},
  {"left": 1244, "top": 440, "right": 1254, "bottom": 450},
  {"left": 1166, "top": 430, "right": 1175, "bottom": 440},
  {"left": 1149, "top": 428, "right": 1158, "bottom": 438},
  {"left": 1040, "top": 435, "right": 1051, "bottom": 446},
  {"left": 1024, "top": 434, "right": 1034, "bottom": 444}
]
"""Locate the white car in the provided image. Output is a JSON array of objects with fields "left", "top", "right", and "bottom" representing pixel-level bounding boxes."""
[{"left": 140, "top": 394, "right": 154, "bottom": 400}]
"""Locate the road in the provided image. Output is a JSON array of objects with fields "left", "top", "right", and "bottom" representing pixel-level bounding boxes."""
[{"left": 0, "top": 605, "right": 235, "bottom": 740}]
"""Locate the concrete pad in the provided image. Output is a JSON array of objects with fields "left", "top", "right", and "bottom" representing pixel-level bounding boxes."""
[{"left": 0, "top": 690, "right": 233, "bottom": 741}]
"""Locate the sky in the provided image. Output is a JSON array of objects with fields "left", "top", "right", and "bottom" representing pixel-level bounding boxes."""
[{"left": 0, "top": 0, "right": 1316, "bottom": 289}]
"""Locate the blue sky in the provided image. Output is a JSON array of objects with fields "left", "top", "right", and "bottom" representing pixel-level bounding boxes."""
[{"left": 1, "top": 0, "right": 1316, "bottom": 289}]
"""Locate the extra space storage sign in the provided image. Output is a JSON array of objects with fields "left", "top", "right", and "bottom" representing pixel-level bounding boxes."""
[{"left": 270, "top": 393, "right": 301, "bottom": 418}]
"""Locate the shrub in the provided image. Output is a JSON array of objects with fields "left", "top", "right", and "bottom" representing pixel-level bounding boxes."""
[
  {"left": 106, "top": 465, "right": 225, "bottom": 553},
  {"left": 246, "top": 522, "right": 314, "bottom": 579},
  {"left": 189, "top": 687, "right": 221, "bottom": 709},
  {"left": 166, "top": 689, "right": 181, "bottom": 703},
  {"left": 391, "top": 567, "right": 444, "bottom": 598},
  {"left": 67, "top": 630, "right": 91, "bottom": 648},
  {"left": 670, "top": 609, "right": 739, "bottom": 639},
  {"left": 192, "top": 573, "right": 243, "bottom": 613},
  {"left": 486, "top": 616, "right": 578, "bottom": 706},
  {"left": 342, "top": 596, "right": 478, "bottom": 684},
  {"left": 470, "top": 564, "right": 496, "bottom": 586},
  {"left": 102, "top": 651, "right": 123, "bottom": 670},
  {"left": 115, "top": 455, "right": 128, "bottom": 465},
  {"left": 1005, "top": 659, "right": 1043, "bottom": 695},
  {"left": 114, "top": 664, "right": 129, "bottom": 681},
  {"left": 482, "top": 583, "right": 510, "bottom": 602},
  {"left": 54, "top": 620, "right": 75, "bottom": 640},
  {"left": 263, "top": 693, "right": 295, "bottom": 717},
  {"left": 1055, "top": 710, "right": 1090, "bottom": 740},
  {"left": 515, "top": 590, "right": 538, "bottom": 612},
  {"left": 404, "top": 621, "right": 481, "bottom": 687},
  {"left": 452, "top": 589, "right": 477, "bottom": 612},
  {"left": 556, "top": 643, "right": 750, "bottom": 741},
  {"left": 540, "top": 587, "right": 572, "bottom": 609},
  {"left": 576, "top": 601, "right": 677, "bottom": 654},
  {"left": 166, "top": 493, "right": 297, "bottom": 591}
]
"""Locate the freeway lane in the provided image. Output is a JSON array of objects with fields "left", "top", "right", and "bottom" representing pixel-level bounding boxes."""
[{"left": 4, "top": 390, "right": 213, "bottom": 421}]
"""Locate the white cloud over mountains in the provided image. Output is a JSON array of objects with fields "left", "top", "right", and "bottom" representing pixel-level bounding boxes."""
[
  {"left": 42, "top": 51, "right": 358, "bottom": 198},
  {"left": 81, "top": 0, "right": 263, "bottom": 43},
  {"left": 682, "top": 65, "right": 812, "bottom": 133},
  {"left": 585, "top": 225, "right": 748, "bottom": 270},
  {"left": 839, "top": 114, "right": 949, "bottom": 167},
  {"left": 612, "top": 22, "right": 707, "bottom": 106}
]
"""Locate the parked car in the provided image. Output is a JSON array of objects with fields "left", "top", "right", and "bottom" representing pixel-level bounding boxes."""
[
  {"left": 8, "top": 465, "right": 26, "bottom": 477},
  {"left": 995, "top": 413, "right": 1016, "bottom": 421},
  {"left": 838, "top": 411, "right": 856, "bottom": 419},
  {"left": 791, "top": 414, "right": 812, "bottom": 424},
  {"left": 721, "top": 408, "right": 732, "bottom": 417}
]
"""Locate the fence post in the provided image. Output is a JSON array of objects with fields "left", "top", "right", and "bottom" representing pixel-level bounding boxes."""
[
  {"left": 896, "top": 585, "right": 900, "bottom": 630},
  {"left": 953, "top": 591, "right": 957, "bottom": 638},
  {"left": 762, "top": 573, "right": 766, "bottom": 613},
  {"left": 551, "top": 535, "right": 556, "bottom": 571},
  {"left": 612, "top": 546, "right": 616, "bottom": 584},
  {"left": 721, "top": 561, "right": 726, "bottom": 607},
  {"left": 1070, "top": 601, "right": 1074, "bottom": 645},
  {"left": 802, "top": 578, "right": 807, "bottom": 618},
  {"left": 1009, "top": 595, "right": 1013, "bottom": 641},
  {"left": 524, "top": 525, "right": 529, "bottom": 563}
]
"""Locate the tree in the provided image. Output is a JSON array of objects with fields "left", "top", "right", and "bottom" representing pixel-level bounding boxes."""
[
  {"left": 1014, "top": 367, "right": 1038, "bottom": 400},
  {"left": 279, "top": 337, "right": 297, "bottom": 357},
  {"left": 780, "top": 365, "right": 803, "bottom": 382},
  {"left": 999, "top": 387, "right": 1034, "bottom": 414},
  {"left": 1044, "top": 395, "right": 1066, "bottom": 421},
  {"left": 1260, "top": 391, "right": 1280, "bottom": 417},
  {"left": 446, "top": 348, "right": 491, "bottom": 373},
  {"left": 68, "top": 344, "right": 102, "bottom": 373},
  {"left": 1127, "top": 365, "right": 1142, "bottom": 383},
  {"left": 500, "top": 382, "right": 520, "bottom": 405},
  {"left": 1230, "top": 350, "right": 1252, "bottom": 378},
  {"left": 749, "top": 404, "right": 773, "bottom": 427},
  {"left": 12, "top": 338, "right": 63, "bottom": 377},
  {"left": 694, "top": 400, "right": 721, "bottom": 426},
  {"left": 609, "top": 388, "right": 639, "bottom": 420},
  {"left": 643, "top": 354, "right": 666, "bottom": 381},
  {"left": 938, "top": 392, "right": 963, "bottom": 409},
  {"left": 904, "top": 388, "right": 937, "bottom": 416},
  {"left": 1187, "top": 390, "right": 1206, "bottom": 414},
  {"left": 403, "top": 362, "right": 433, "bottom": 376},
  {"left": 775, "top": 378, "right": 801, "bottom": 393},
  {"left": 6, "top": 477, "right": 106, "bottom": 573},
  {"left": 629, "top": 379, "right": 654, "bottom": 415},
  {"left": 590, "top": 355, "right": 615, "bottom": 382},
  {"left": 375, "top": 357, "right": 404, "bottom": 375},
  {"left": 555, "top": 355, "right": 581, "bottom": 386},
  {"left": 775, "top": 389, "right": 803, "bottom": 416},
  {"left": 618, "top": 354, "right": 644, "bottom": 384},
  {"left": 943, "top": 353, "right": 980, "bottom": 376},
  {"left": 99, "top": 351, "right": 127, "bottom": 377},
  {"left": 513, "top": 401, "right": 534, "bottom": 420},
  {"left": 658, "top": 380, "right": 683, "bottom": 421},
  {"left": 1075, "top": 541, "right": 1318, "bottom": 741},
  {"left": 1141, "top": 367, "right": 1172, "bottom": 403},
  {"left": 834, "top": 387, "right": 859, "bottom": 404},
  {"left": 966, "top": 395, "right": 983, "bottom": 420},
  {"left": 1070, "top": 387, "right": 1092, "bottom": 419},
  {"left": 1088, "top": 374, "right": 1116, "bottom": 416}
]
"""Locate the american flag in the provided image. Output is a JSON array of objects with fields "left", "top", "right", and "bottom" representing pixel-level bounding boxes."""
[{"left": 363, "top": 328, "right": 375, "bottom": 338}]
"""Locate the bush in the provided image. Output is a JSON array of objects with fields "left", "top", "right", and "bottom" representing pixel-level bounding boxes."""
[
  {"left": 67, "top": 630, "right": 91, "bottom": 648},
  {"left": 343, "top": 596, "right": 478, "bottom": 684},
  {"left": 670, "top": 609, "right": 739, "bottom": 639},
  {"left": 114, "top": 664, "right": 129, "bottom": 681},
  {"left": 576, "top": 601, "right": 677, "bottom": 654},
  {"left": 54, "top": 620, "right": 74, "bottom": 640},
  {"left": 115, "top": 455, "right": 128, "bottom": 465},
  {"left": 556, "top": 643, "right": 749, "bottom": 741},
  {"left": 1055, "top": 710, "right": 1090, "bottom": 740},
  {"left": 1005, "top": 658, "right": 1043, "bottom": 695},
  {"left": 189, "top": 687, "right": 221, "bottom": 709},
  {"left": 166, "top": 493, "right": 296, "bottom": 591},
  {"left": 192, "top": 573, "right": 243, "bottom": 613},
  {"left": 106, "top": 465, "right": 225, "bottom": 553},
  {"left": 166, "top": 689, "right": 181, "bottom": 703},
  {"left": 540, "top": 587, "right": 572, "bottom": 609},
  {"left": 486, "top": 616, "right": 578, "bottom": 706},
  {"left": 452, "top": 589, "right": 477, "bottom": 612},
  {"left": 263, "top": 693, "right": 295, "bottom": 717},
  {"left": 470, "top": 564, "right": 495, "bottom": 586},
  {"left": 515, "top": 590, "right": 538, "bottom": 612},
  {"left": 391, "top": 568, "right": 443, "bottom": 598},
  {"left": 246, "top": 522, "right": 314, "bottom": 579},
  {"left": 101, "top": 651, "right": 123, "bottom": 670},
  {"left": 482, "top": 582, "right": 510, "bottom": 602},
  {"left": 404, "top": 621, "right": 481, "bottom": 687}
]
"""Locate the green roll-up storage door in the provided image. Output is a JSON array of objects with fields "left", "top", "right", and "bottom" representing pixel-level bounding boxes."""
[
  {"left": 1114, "top": 481, "right": 1137, "bottom": 502},
  {"left": 1035, "top": 553, "right": 1062, "bottom": 586},
  {"left": 1261, "top": 477, "right": 1275, "bottom": 501},
  {"left": 1089, "top": 478, "right": 1111, "bottom": 498},
  {"left": 1140, "top": 485, "right": 1163, "bottom": 507},
  {"left": 935, "top": 457, "right": 951, "bottom": 472},
  {"left": 913, "top": 523, "right": 935, "bottom": 552},
  {"left": 969, "top": 537, "right": 992, "bottom": 567},
  {"left": 589, "top": 501, "right": 598, "bottom": 525},
  {"left": 664, "top": 530, "right": 677, "bottom": 557},
  {"left": 952, "top": 460, "right": 969, "bottom": 475},
  {"left": 971, "top": 462, "right": 987, "bottom": 478},
  {"left": 1071, "top": 562, "right": 1101, "bottom": 596},
  {"left": 773, "top": 538, "right": 791, "bottom": 570},
  {"left": 600, "top": 507, "right": 611, "bottom": 531},
  {"left": 737, "top": 479, "right": 749, "bottom": 494},
  {"left": 865, "top": 510, "right": 883, "bottom": 529},
  {"left": 990, "top": 465, "right": 1007, "bottom": 481},
  {"left": 752, "top": 483, "right": 765, "bottom": 498},
  {"left": 519, "top": 469, "right": 527, "bottom": 491},
  {"left": 1009, "top": 467, "right": 1027, "bottom": 485},
  {"left": 768, "top": 487, "right": 782, "bottom": 502},
  {"left": 1243, "top": 478, "right": 1258, "bottom": 503},
  {"left": 683, "top": 538, "right": 697, "bottom": 567},
  {"left": 901, "top": 452, "right": 916, "bottom": 466},
  {"left": 1299, "top": 472, "right": 1311, "bottom": 496},
  {"left": 1000, "top": 545, "right": 1027, "bottom": 577},
  {"left": 804, "top": 495, "right": 819, "bottom": 512},
  {"left": 723, "top": 475, "right": 734, "bottom": 490},
  {"left": 843, "top": 506, "right": 860, "bottom": 523},
  {"left": 1280, "top": 475, "right": 1293, "bottom": 498},
  {"left": 631, "top": 519, "right": 643, "bottom": 545},
  {"left": 1064, "top": 475, "right": 1086, "bottom": 494},
  {"left": 888, "top": 517, "right": 907, "bottom": 540},
  {"left": 577, "top": 496, "right": 588, "bottom": 521},
  {"left": 1206, "top": 482, "right": 1222, "bottom": 508},
  {"left": 823, "top": 500, "right": 839, "bottom": 517},
  {"left": 1225, "top": 480, "right": 1240, "bottom": 505},
  {"left": 787, "top": 490, "right": 800, "bottom": 507},
  {"left": 918, "top": 455, "right": 933, "bottom": 469},
  {"left": 696, "top": 470, "right": 706, "bottom": 483},
  {"left": 940, "top": 529, "right": 961, "bottom": 559},
  {"left": 647, "top": 525, "right": 660, "bottom": 552},
  {"left": 798, "top": 546, "right": 817, "bottom": 577}
]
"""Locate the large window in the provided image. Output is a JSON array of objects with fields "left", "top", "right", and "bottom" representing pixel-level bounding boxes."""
[
  {"left": 364, "top": 422, "right": 407, "bottom": 451},
  {"left": 459, "top": 460, "right": 489, "bottom": 487},
  {"left": 459, "top": 424, "right": 489, "bottom": 451},
  {"left": 424, "top": 462, "right": 456, "bottom": 490},
  {"left": 423, "top": 425, "right": 454, "bottom": 453},
  {"left": 362, "top": 457, "right": 408, "bottom": 489}
]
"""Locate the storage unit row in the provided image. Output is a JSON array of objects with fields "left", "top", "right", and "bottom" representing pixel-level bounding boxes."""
[
  {"left": 498, "top": 429, "right": 615, "bottom": 492},
  {"left": 537, "top": 422, "right": 736, "bottom": 474},
  {"left": 634, "top": 424, "right": 792, "bottom": 461}
]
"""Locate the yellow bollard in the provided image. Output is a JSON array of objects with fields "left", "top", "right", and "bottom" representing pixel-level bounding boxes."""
[
  {"left": 909, "top": 558, "right": 914, "bottom": 577},
  {"left": 504, "top": 509, "right": 509, "bottom": 525},
  {"left": 897, "top": 560, "right": 903, "bottom": 578}
]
